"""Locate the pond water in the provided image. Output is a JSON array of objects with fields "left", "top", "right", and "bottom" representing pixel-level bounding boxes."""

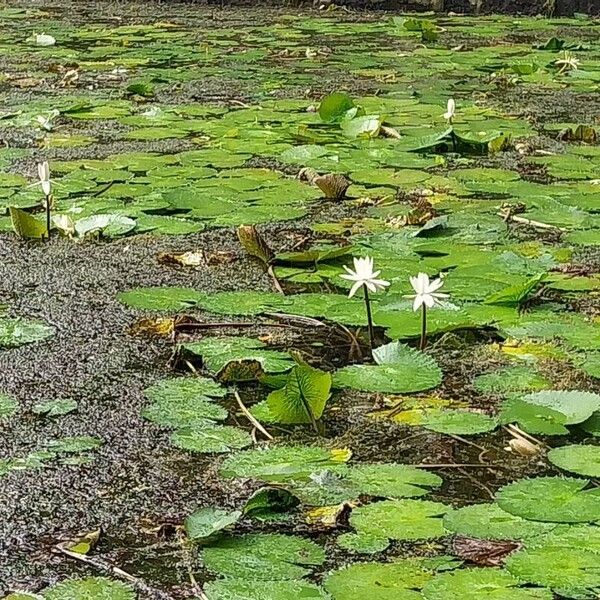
[{"left": 0, "top": 2, "right": 599, "bottom": 599}]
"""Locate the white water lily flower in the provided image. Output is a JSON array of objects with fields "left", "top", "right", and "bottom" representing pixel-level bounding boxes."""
[
  {"left": 555, "top": 51, "right": 580, "bottom": 73},
  {"left": 37, "top": 161, "right": 51, "bottom": 196},
  {"left": 35, "top": 33, "right": 56, "bottom": 46},
  {"left": 340, "top": 256, "right": 390, "bottom": 298},
  {"left": 407, "top": 272, "right": 448, "bottom": 311},
  {"left": 443, "top": 98, "right": 455, "bottom": 123}
]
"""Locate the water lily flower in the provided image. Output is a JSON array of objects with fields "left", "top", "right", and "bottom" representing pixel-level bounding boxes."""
[
  {"left": 37, "top": 162, "right": 51, "bottom": 197},
  {"left": 406, "top": 272, "right": 448, "bottom": 350},
  {"left": 341, "top": 256, "right": 390, "bottom": 299},
  {"left": 34, "top": 33, "right": 56, "bottom": 46},
  {"left": 555, "top": 51, "right": 580, "bottom": 74},
  {"left": 340, "top": 256, "right": 389, "bottom": 352},
  {"left": 443, "top": 98, "right": 455, "bottom": 124},
  {"left": 408, "top": 272, "right": 448, "bottom": 312}
]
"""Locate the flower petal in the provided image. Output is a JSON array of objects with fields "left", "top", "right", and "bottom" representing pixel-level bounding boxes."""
[{"left": 348, "top": 280, "right": 363, "bottom": 299}]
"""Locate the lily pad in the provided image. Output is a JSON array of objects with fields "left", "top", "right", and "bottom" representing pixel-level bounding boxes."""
[
  {"left": 201, "top": 533, "right": 325, "bottom": 580},
  {"left": 497, "top": 477, "right": 600, "bottom": 523},
  {"left": 0, "top": 317, "right": 54, "bottom": 348},
  {"left": 520, "top": 390, "right": 600, "bottom": 425},
  {"left": 171, "top": 425, "right": 252, "bottom": 454},
  {"left": 420, "top": 409, "right": 498, "bottom": 435},
  {"left": 422, "top": 568, "right": 552, "bottom": 600},
  {"left": 547, "top": 445, "right": 600, "bottom": 478},
  {"left": 343, "top": 499, "right": 450, "bottom": 552},
  {"left": 185, "top": 507, "right": 242, "bottom": 541},
  {"left": 333, "top": 342, "right": 442, "bottom": 394},
  {"left": 204, "top": 580, "right": 327, "bottom": 600},
  {"left": 44, "top": 577, "right": 135, "bottom": 600}
]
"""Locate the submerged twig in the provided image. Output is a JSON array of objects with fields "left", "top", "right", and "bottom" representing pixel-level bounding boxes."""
[
  {"left": 267, "top": 264, "right": 285, "bottom": 295},
  {"left": 234, "top": 389, "right": 273, "bottom": 440},
  {"left": 177, "top": 533, "right": 209, "bottom": 600},
  {"left": 54, "top": 545, "right": 175, "bottom": 600}
]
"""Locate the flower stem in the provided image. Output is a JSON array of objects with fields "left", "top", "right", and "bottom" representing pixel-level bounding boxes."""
[
  {"left": 419, "top": 304, "right": 427, "bottom": 351},
  {"left": 45, "top": 194, "right": 51, "bottom": 240},
  {"left": 364, "top": 287, "right": 375, "bottom": 352}
]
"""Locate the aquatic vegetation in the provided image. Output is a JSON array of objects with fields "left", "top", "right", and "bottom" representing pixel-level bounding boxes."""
[{"left": 2, "top": 4, "right": 600, "bottom": 598}]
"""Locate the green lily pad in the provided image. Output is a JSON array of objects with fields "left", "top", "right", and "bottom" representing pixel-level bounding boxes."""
[
  {"left": 0, "top": 317, "right": 54, "bottom": 348},
  {"left": 204, "top": 579, "right": 327, "bottom": 600},
  {"left": 220, "top": 445, "right": 350, "bottom": 482},
  {"left": 201, "top": 533, "right": 325, "bottom": 580},
  {"left": 443, "top": 503, "right": 556, "bottom": 541},
  {"left": 0, "top": 393, "right": 18, "bottom": 420},
  {"left": 547, "top": 445, "right": 600, "bottom": 478},
  {"left": 182, "top": 336, "right": 294, "bottom": 378},
  {"left": 499, "top": 398, "right": 570, "bottom": 435},
  {"left": 497, "top": 477, "right": 600, "bottom": 523},
  {"left": 506, "top": 545, "right": 600, "bottom": 599},
  {"left": 185, "top": 507, "right": 241, "bottom": 541},
  {"left": 117, "top": 287, "right": 202, "bottom": 311},
  {"left": 333, "top": 342, "right": 442, "bottom": 394},
  {"left": 343, "top": 499, "right": 450, "bottom": 552},
  {"left": 420, "top": 409, "right": 498, "bottom": 435},
  {"left": 32, "top": 398, "right": 77, "bottom": 417},
  {"left": 44, "top": 577, "right": 135, "bottom": 600},
  {"left": 422, "top": 568, "right": 552, "bottom": 600},
  {"left": 324, "top": 558, "right": 458, "bottom": 600},
  {"left": 171, "top": 425, "right": 252, "bottom": 454},
  {"left": 520, "top": 390, "right": 600, "bottom": 425}
]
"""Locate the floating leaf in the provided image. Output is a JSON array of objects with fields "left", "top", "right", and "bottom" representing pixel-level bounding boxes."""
[
  {"left": 182, "top": 336, "right": 294, "bottom": 377},
  {"left": 243, "top": 487, "right": 300, "bottom": 520},
  {"left": 32, "top": 398, "right": 77, "bottom": 417},
  {"left": 520, "top": 390, "right": 600, "bottom": 425},
  {"left": 266, "top": 364, "right": 331, "bottom": 425},
  {"left": 237, "top": 224, "right": 274, "bottom": 265},
  {"left": 117, "top": 287, "right": 202, "bottom": 311},
  {"left": 334, "top": 342, "right": 442, "bottom": 394},
  {"left": 0, "top": 317, "right": 54, "bottom": 348},
  {"left": 185, "top": 507, "right": 241, "bottom": 541},
  {"left": 9, "top": 206, "right": 47, "bottom": 239},
  {"left": 0, "top": 393, "right": 18, "bottom": 420},
  {"left": 346, "top": 464, "right": 442, "bottom": 499},
  {"left": 497, "top": 477, "right": 600, "bottom": 523},
  {"left": 46, "top": 436, "right": 103, "bottom": 453},
  {"left": 421, "top": 568, "right": 552, "bottom": 600},
  {"left": 201, "top": 533, "right": 325, "bottom": 580},
  {"left": 474, "top": 366, "right": 550, "bottom": 395},
  {"left": 220, "top": 446, "right": 351, "bottom": 482},
  {"left": 319, "top": 92, "right": 355, "bottom": 123},
  {"left": 204, "top": 579, "right": 327, "bottom": 600},
  {"left": 344, "top": 499, "right": 450, "bottom": 552},
  {"left": 506, "top": 545, "right": 600, "bottom": 599},
  {"left": 44, "top": 577, "right": 135, "bottom": 600},
  {"left": 171, "top": 425, "right": 252, "bottom": 454},
  {"left": 499, "top": 398, "right": 569, "bottom": 435},
  {"left": 547, "top": 445, "right": 600, "bottom": 478},
  {"left": 443, "top": 503, "right": 556, "bottom": 542},
  {"left": 324, "top": 558, "right": 456, "bottom": 600},
  {"left": 420, "top": 410, "right": 498, "bottom": 435}
]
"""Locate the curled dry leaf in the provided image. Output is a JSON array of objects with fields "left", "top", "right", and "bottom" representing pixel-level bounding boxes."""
[
  {"left": 237, "top": 225, "right": 274, "bottom": 265},
  {"left": 157, "top": 251, "right": 204, "bottom": 267},
  {"left": 128, "top": 317, "right": 175, "bottom": 338},
  {"left": 452, "top": 535, "right": 521, "bottom": 567},
  {"left": 305, "top": 502, "right": 352, "bottom": 528},
  {"left": 505, "top": 437, "right": 542, "bottom": 457},
  {"left": 314, "top": 173, "right": 350, "bottom": 200},
  {"left": 298, "top": 167, "right": 319, "bottom": 184}
]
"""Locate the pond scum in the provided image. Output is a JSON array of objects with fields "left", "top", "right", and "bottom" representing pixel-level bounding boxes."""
[{"left": 0, "top": 2, "right": 600, "bottom": 599}]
